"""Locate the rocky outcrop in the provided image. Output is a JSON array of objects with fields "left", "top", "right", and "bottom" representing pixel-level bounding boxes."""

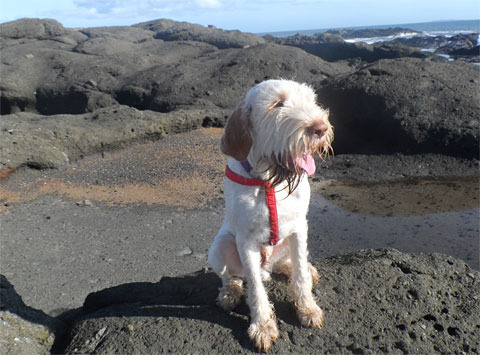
[
  {"left": 0, "top": 105, "right": 227, "bottom": 169},
  {"left": 267, "top": 30, "right": 479, "bottom": 64},
  {"left": 265, "top": 32, "right": 431, "bottom": 62},
  {"left": 390, "top": 33, "right": 479, "bottom": 53},
  {"left": 316, "top": 58, "right": 480, "bottom": 159},
  {"left": 134, "top": 18, "right": 265, "bottom": 49},
  {"left": 1, "top": 18, "right": 479, "bottom": 170},
  {"left": 0, "top": 18, "right": 69, "bottom": 39},
  {"left": 0, "top": 275, "right": 63, "bottom": 355},
  {"left": 436, "top": 33, "right": 480, "bottom": 60},
  {"left": 0, "top": 18, "right": 347, "bottom": 117},
  {"left": 57, "top": 249, "right": 479, "bottom": 354},
  {"left": 0, "top": 18, "right": 352, "bottom": 170},
  {"left": 110, "top": 42, "right": 348, "bottom": 113},
  {"left": 389, "top": 32, "right": 480, "bottom": 62}
]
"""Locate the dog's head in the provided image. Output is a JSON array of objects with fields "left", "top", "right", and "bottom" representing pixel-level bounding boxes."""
[{"left": 221, "top": 79, "right": 333, "bottom": 192}]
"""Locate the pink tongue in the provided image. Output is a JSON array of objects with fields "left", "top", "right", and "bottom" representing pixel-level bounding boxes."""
[{"left": 296, "top": 154, "right": 316, "bottom": 176}]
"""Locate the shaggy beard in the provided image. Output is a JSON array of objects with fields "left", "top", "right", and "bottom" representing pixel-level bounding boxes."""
[{"left": 265, "top": 130, "right": 333, "bottom": 194}]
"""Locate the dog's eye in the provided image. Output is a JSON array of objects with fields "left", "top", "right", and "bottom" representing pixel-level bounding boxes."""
[{"left": 272, "top": 100, "right": 285, "bottom": 109}]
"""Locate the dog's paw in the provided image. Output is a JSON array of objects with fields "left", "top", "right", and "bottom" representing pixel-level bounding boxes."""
[
  {"left": 248, "top": 316, "right": 279, "bottom": 353},
  {"left": 217, "top": 279, "right": 243, "bottom": 312},
  {"left": 260, "top": 268, "right": 272, "bottom": 282},
  {"left": 296, "top": 303, "right": 324, "bottom": 329}
]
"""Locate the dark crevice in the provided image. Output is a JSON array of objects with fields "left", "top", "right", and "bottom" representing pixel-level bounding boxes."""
[
  {"left": 423, "top": 314, "right": 437, "bottom": 322},
  {"left": 202, "top": 115, "right": 226, "bottom": 128},
  {"left": 114, "top": 88, "right": 176, "bottom": 113},
  {"left": 35, "top": 87, "right": 89, "bottom": 115},
  {"left": 1, "top": 96, "right": 37, "bottom": 115},
  {"left": 447, "top": 327, "right": 459, "bottom": 337},
  {"left": 317, "top": 88, "right": 416, "bottom": 156},
  {"left": 391, "top": 261, "right": 413, "bottom": 274}
]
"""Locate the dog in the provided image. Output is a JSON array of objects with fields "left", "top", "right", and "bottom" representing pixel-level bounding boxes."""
[{"left": 208, "top": 79, "right": 333, "bottom": 352}]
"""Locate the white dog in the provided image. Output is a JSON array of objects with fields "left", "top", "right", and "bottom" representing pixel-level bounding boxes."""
[{"left": 208, "top": 79, "right": 333, "bottom": 352}]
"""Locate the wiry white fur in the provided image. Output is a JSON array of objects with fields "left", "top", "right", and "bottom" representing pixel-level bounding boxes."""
[
  {"left": 208, "top": 79, "right": 330, "bottom": 352},
  {"left": 245, "top": 80, "right": 332, "bottom": 180}
]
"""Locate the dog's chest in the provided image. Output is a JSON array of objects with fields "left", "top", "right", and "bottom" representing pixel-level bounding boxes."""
[
  {"left": 275, "top": 178, "right": 310, "bottom": 227},
  {"left": 224, "top": 174, "right": 311, "bottom": 242}
]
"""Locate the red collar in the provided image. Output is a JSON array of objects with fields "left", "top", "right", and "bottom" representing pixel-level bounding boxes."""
[{"left": 225, "top": 165, "right": 279, "bottom": 246}]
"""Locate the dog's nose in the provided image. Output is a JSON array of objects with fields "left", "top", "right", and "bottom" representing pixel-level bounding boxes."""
[{"left": 312, "top": 121, "right": 329, "bottom": 138}]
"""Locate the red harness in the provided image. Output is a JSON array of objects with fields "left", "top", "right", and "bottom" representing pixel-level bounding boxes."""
[{"left": 225, "top": 165, "right": 279, "bottom": 246}]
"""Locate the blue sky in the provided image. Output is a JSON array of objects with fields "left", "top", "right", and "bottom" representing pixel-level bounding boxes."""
[{"left": 1, "top": 0, "right": 479, "bottom": 33}]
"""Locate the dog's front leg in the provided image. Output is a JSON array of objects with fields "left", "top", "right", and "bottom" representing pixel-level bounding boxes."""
[
  {"left": 237, "top": 237, "right": 279, "bottom": 352},
  {"left": 289, "top": 226, "right": 324, "bottom": 328}
]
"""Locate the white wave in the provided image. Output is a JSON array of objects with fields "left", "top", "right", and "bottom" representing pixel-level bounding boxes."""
[
  {"left": 345, "top": 29, "right": 479, "bottom": 45},
  {"left": 344, "top": 32, "right": 420, "bottom": 44},
  {"left": 436, "top": 53, "right": 454, "bottom": 61},
  {"left": 422, "top": 30, "right": 477, "bottom": 38}
]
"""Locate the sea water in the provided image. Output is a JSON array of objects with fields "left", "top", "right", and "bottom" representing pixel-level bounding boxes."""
[
  {"left": 261, "top": 19, "right": 480, "bottom": 41},
  {"left": 261, "top": 19, "right": 480, "bottom": 64}
]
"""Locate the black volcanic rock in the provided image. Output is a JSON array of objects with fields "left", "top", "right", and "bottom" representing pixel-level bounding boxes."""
[
  {"left": 435, "top": 33, "right": 480, "bottom": 55},
  {"left": 447, "top": 45, "right": 480, "bottom": 56},
  {"left": 112, "top": 43, "right": 349, "bottom": 113},
  {"left": 389, "top": 35, "right": 450, "bottom": 49},
  {"left": 0, "top": 18, "right": 348, "bottom": 117},
  {"left": 61, "top": 249, "right": 480, "bottom": 354},
  {"left": 0, "top": 105, "right": 228, "bottom": 169},
  {"left": 266, "top": 32, "right": 430, "bottom": 62},
  {"left": 390, "top": 32, "right": 479, "bottom": 52},
  {"left": 1, "top": 18, "right": 478, "bottom": 170},
  {"left": 0, "top": 18, "right": 354, "bottom": 170},
  {"left": 316, "top": 58, "right": 480, "bottom": 159},
  {"left": 79, "top": 26, "right": 155, "bottom": 42},
  {"left": 133, "top": 18, "right": 265, "bottom": 49},
  {"left": 388, "top": 33, "right": 480, "bottom": 62},
  {"left": 0, "top": 18, "right": 67, "bottom": 39}
]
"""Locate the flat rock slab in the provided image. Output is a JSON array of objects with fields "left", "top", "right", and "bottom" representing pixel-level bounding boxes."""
[{"left": 63, "top": 249, "right": 479, "bottom": 354}]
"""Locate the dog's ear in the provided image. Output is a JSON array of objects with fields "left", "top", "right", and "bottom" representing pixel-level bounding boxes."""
[{"left": 220, "top": 105, "right": 252, "bottom": 161}]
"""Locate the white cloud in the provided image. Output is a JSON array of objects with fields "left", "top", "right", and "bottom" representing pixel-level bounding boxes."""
[
  {"left": 195, "top": 0, "right": 222, "bottom": 8},
  {"left": 74, "top": 0, "right": 121, "bottom": 14},
  {"left": 72, "top": 0, "right": 223, "bottom": 16}
]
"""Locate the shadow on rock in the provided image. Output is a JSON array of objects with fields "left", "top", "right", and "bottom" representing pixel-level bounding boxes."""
[
  {"left": 58, "top": 249, "right": 480, "bottom": 354},
  {"left": 59, "top": 269, "right": 304, "bottom": 354},
  {"left": 60, "top": 270, "right": 261, "bottom": 353},
  {"left": 0, "top": 274, "right": 64, "bottom": 355}
]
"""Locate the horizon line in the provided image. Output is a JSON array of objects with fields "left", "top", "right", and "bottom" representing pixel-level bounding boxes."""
[{"left": 257, "top": 18, "right": 480, "bottom": 36}]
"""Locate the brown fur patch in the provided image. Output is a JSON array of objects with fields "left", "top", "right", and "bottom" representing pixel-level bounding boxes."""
[{"left": 220, "top": 106, "right": 252, "bottom": 161}]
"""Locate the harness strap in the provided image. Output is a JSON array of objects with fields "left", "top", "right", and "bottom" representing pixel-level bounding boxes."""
[{"left": 225, "top": 165, "right": 279, "bottom": 246}]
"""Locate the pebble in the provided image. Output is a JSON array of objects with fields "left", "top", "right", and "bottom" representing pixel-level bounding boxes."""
[
  {"left": 76, "top": 199, "right": 93, "bottom": 207},
  {"left": 177, "top": 247, "right": 193, "bottom": 256}
]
